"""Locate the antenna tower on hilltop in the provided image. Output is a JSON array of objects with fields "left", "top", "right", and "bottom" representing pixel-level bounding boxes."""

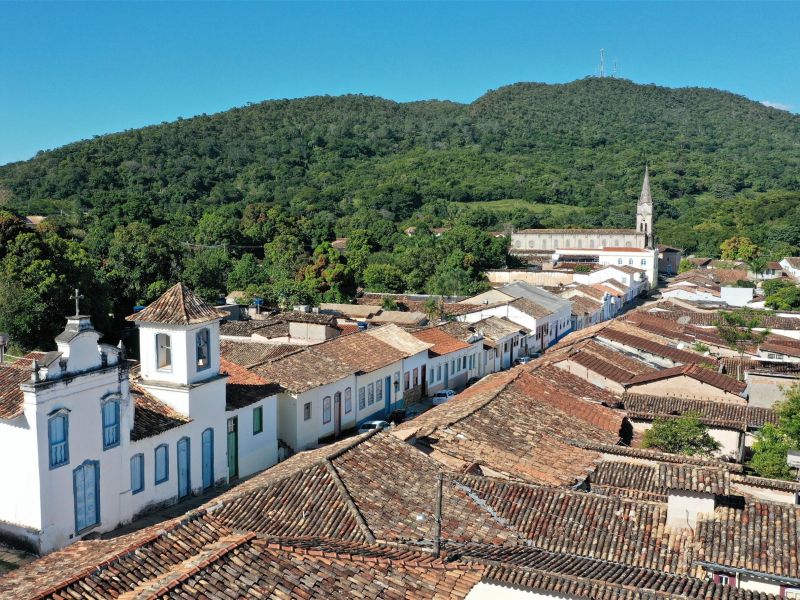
[{"left": 598, "top": 48, "right": 605, "bottom": 78}]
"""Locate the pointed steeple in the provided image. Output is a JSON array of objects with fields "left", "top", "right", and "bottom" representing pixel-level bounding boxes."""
[{"left": 638, "top": 164, "right": 652, "bottom": 205}]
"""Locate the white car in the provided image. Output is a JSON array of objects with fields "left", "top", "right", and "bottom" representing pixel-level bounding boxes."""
[
  {"left": 431, "top": 389, "right": 456, "bottom": 405},
  {"left": 357, "top": 420, "right": 389, "bottom": 435}
]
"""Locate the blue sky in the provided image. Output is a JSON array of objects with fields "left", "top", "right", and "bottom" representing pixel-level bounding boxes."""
[{"left": 1, "top": 1, "right": 798, "bottom": 166}]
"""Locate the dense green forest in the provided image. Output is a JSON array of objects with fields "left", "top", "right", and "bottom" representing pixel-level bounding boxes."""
[{"left": 0, "top": 77, "right": 799, "bottom": 350}]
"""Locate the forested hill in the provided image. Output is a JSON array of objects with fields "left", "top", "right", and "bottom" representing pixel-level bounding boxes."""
[
  {"left": 1, "top": 78, "right": 800, "bottom": 350},
  {"left": 2, "top": 78, "right": 799, "bottom": 228}
]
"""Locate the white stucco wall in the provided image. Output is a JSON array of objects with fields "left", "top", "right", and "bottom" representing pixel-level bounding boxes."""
[{"left": 229, "top": 395, "right": 278, "bottom": 478}]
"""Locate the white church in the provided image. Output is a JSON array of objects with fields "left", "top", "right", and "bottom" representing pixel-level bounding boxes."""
[
  {"left": 510, "top": 167, "right": 664, "bottom": 283},
  {"left": 0, "top": 283, "right": 278, "bottom": 554}
]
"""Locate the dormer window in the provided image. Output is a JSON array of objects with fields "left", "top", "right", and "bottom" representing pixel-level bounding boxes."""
[
  {"left": 156, "top": 333, "right": 171, "bottom": 370},
  {"left": 196, "top": 328, "right": 210, "bottom": 371}
]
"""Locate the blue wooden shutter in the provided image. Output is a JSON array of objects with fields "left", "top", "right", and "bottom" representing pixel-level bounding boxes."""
[{"left": 202, "top": 429, "right": 214, "bottom": 489}]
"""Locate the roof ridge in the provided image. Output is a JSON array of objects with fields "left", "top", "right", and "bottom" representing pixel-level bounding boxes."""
[
  {"left": 116, "top": 531, "right": 256, "bottom": 600},
  {"left": 30, "top": 510, "right": 213, "bottom": 600},
  {"left": 323, "top": 459, "right": 377, "bottom": 543}
]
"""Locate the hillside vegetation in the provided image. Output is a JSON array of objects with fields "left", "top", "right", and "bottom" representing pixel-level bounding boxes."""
[{"left": 0, "top": 78, "right": 799, "bottom": 349}]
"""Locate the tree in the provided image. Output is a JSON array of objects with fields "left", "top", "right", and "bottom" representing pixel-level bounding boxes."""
[
  {"left": 749, "top": 424, "right": 795, "bottom": 480},
  {"left": 747, "top": 255, "right": 768, "bottom": 282},
  {"left": 714, "top": 309, "right": 770, "bottom": 358},
  {"left": 641, "top": 413, "right": 721, "bottom": 456},
  {"left": 363, "top": 264, "right": 406, "bottom": 293},
  {"left": 765, "top": 286, "right": 800, "bottom": 310},
  {"left": 762, "top": 278, "right": 795, "bottom": 297},
  {"left": 381, "top": 296, "right": 398, "bottom": 311},
  {"left": 678, "top": 259, "right": 696, "bottom": 274},
  {"left": 720, "top": 236, "right": 759, "bottom": 261},
  {"left": 775, "top": 384, "right": 800, "bottom": 446},
  {"left": 182, "top": 248, "right": 232, "bottom": 301}
]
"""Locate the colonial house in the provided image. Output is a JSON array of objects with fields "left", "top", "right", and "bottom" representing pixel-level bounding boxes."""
[
  {"left": 572, "top": 264, "right": 649, "bottom": 302},
  {"left": 412, "top": 327, "right": 478, "bottom": 393},
  {"left": 780, "top": 257, "right": 800, "bottom": 281},
  {"left": 623, "top": 363, "right": 748, "bottom": 403},
  {"left": 0, "top": 283, "right": 279, "bottom": 555}
]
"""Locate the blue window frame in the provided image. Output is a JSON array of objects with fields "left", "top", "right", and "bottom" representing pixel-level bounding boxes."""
[
  {"left": 201, "top": 428, "right": 214, "bottom": 490},
  {"left": 155, "top": 444, "right": 169, "bottom": 484},
  {"left": 130, "top": 454, "right": 144, "bottom": 494},
  {"left": 253, "top": 405, "right": 263, "bottom": 434},
  {"left": 73, "top": 460, "right": 100, "bottom": 533},
  {"left": 102, "top": 399, "right": 120, "bottom": 450},
  {"left": 48, "top": 410, "right": 69, "bottom": 469}
]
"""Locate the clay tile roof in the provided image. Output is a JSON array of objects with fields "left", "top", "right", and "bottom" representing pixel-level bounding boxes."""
[
  {"left": 393, "top": 370, "right": 623, "bottom": 486},
  {"left": 565, "top": 350, "right": 638, "bottom": 384},
  {"left": 221, "top": 358, "right": 283, "bottom": 410},
  {"left": 126, "top": 283, "right": 227, "bottom": 325},
  {"left": 0, "top": 353, "right": 43, "bottom": 419},
  {"left": 220, "top": 340, "right": 301, "bottom": 368},
  {"left": 471, "top": 316, "right": 527, "bottom": 340},
  {"left": 784, "top": 257, "right": 800, "bottom": 269},
  {"left": 253, "top": 347, "right": 355, "bottom": 393},
  {"left": 656, "top": 463, "right": 730, "bottom": 495},
  {"left": 598, "top": 327, "right": 716, "bottom": 366},
  {"left": 130, "top": 384, "right": 192, "bottom": 441},
  {"left": 312, "top": 330, "right": 407, "bottom": 372},
  {"left": 411, "top": 328, "right": 472, "bottom": 356},
  {"left": 623, "top": 393, "right": 778, "bottom": 430},
  {"left": 218, "top": 319, "right": 273, "bottom": 337},
  {"left": 588, "top": 461, "right": 731, "bottom": 501},
  {"left": 509, "top": 296, "right": 554, "bottom": 318},
  {"left": 569, "top": 295, "right": 603, "bottom": 315},
  {"left": 760, "top": 341, "right": 800, "bottom": 358},
  {"left": 695, "top": 502, "right": 800, "bottom": 580},
  {"left": 571, "top": 439, "right": 745, "bottom": 471},
  {"left": 625, "top": 363, "right": 747, "bottom": 396},
  {"left": 657, "top": 310, "right": 800, "bottom": 331}
]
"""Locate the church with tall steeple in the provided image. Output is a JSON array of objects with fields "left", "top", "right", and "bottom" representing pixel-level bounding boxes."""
[
  {"left": 510, "top": 166, "right": 655, "bottom": 255},
  {"left": 636, "top": 165, "right": 654, "bottom": 249}
]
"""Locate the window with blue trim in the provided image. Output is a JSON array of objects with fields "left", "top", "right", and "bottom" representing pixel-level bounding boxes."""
[
  {"left": 155, "top": 444, "right": 169, "bottom": 484},
  {"left": 48, "top": 411, "right": 69, "bottom": 468},
  {"left": 102, "top": 399, "right": 120, "bottom": 449},
  {"left": 130, "top": 454, "right": 144, "bottom": 494}
]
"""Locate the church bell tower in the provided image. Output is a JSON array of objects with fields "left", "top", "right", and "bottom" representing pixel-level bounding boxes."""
[{"left": 636, "top": 166, "right": 654, "bottom": 248}]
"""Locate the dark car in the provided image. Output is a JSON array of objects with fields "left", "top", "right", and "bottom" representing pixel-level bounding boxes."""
[{"left": 387, "top": 409, "right": 407, "bottom": 424}]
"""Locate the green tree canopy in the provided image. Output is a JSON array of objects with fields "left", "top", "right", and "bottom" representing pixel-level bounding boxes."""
[{"left": 641, "top": 413, "right": 721, "bottom": 456}]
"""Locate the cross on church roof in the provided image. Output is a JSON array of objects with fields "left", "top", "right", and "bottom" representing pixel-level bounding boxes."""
[{"left": 71, "top": 288, "right": 84, "bottom": 316}]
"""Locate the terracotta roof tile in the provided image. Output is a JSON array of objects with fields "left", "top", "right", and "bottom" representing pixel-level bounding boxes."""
[
  {"left": 598, "top": 327, "right": 717, "bottom": 366},
  {"left": 130, "top": 384, "right": 192, "bottom": 441},
  {"left": 695, "top": 502, "right": 800, "bottom": 579},
  {"left": 411, "top": 328, "right": 472, "bottom": 356},
  {"left": 126, "top": 283, "right": 227, "bottom": 325},
  {"left": 0, "top": 353, "right": 43, "bottom": 419},
  {"left": 220, "top": 340, "right": 301, "bottom": 368},
  {"left": 623, "top": 394, "right": 777, "bottom": 430},
  {"left": 626, "top": 364, "right": 747, "bottom": 396},
  {"left": 313, "top": 329, "right": 408, "bottom": 371},
  {"left": 221, "top": 358, "right": 282, "bottom": 410}
]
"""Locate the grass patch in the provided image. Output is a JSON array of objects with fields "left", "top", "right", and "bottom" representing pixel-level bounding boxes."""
[{"left": 452, "top": 199, "right": 582, "bottom": 217}]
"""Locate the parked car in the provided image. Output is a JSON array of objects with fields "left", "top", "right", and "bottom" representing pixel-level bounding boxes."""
[
  {"left": 357, "top": 420, "right": 390, "bottom": 434},
  {"left": 514, "top": 356, "right": 532, "bottom": 365},
  {"left": 466, "top": 377, "right": 481, "bottom": 387},
  {"left": 431, "top": 389, "right": 456, "bottom": 405}
]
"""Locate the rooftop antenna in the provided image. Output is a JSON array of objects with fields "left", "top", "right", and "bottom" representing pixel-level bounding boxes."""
[{"left": 599, "top": 48, "right": 606, "bottom": 78}]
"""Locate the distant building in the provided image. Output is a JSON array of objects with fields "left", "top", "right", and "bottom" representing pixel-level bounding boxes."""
[{"left": 511, "top": 167, "right": 653, "bottom": 253}]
